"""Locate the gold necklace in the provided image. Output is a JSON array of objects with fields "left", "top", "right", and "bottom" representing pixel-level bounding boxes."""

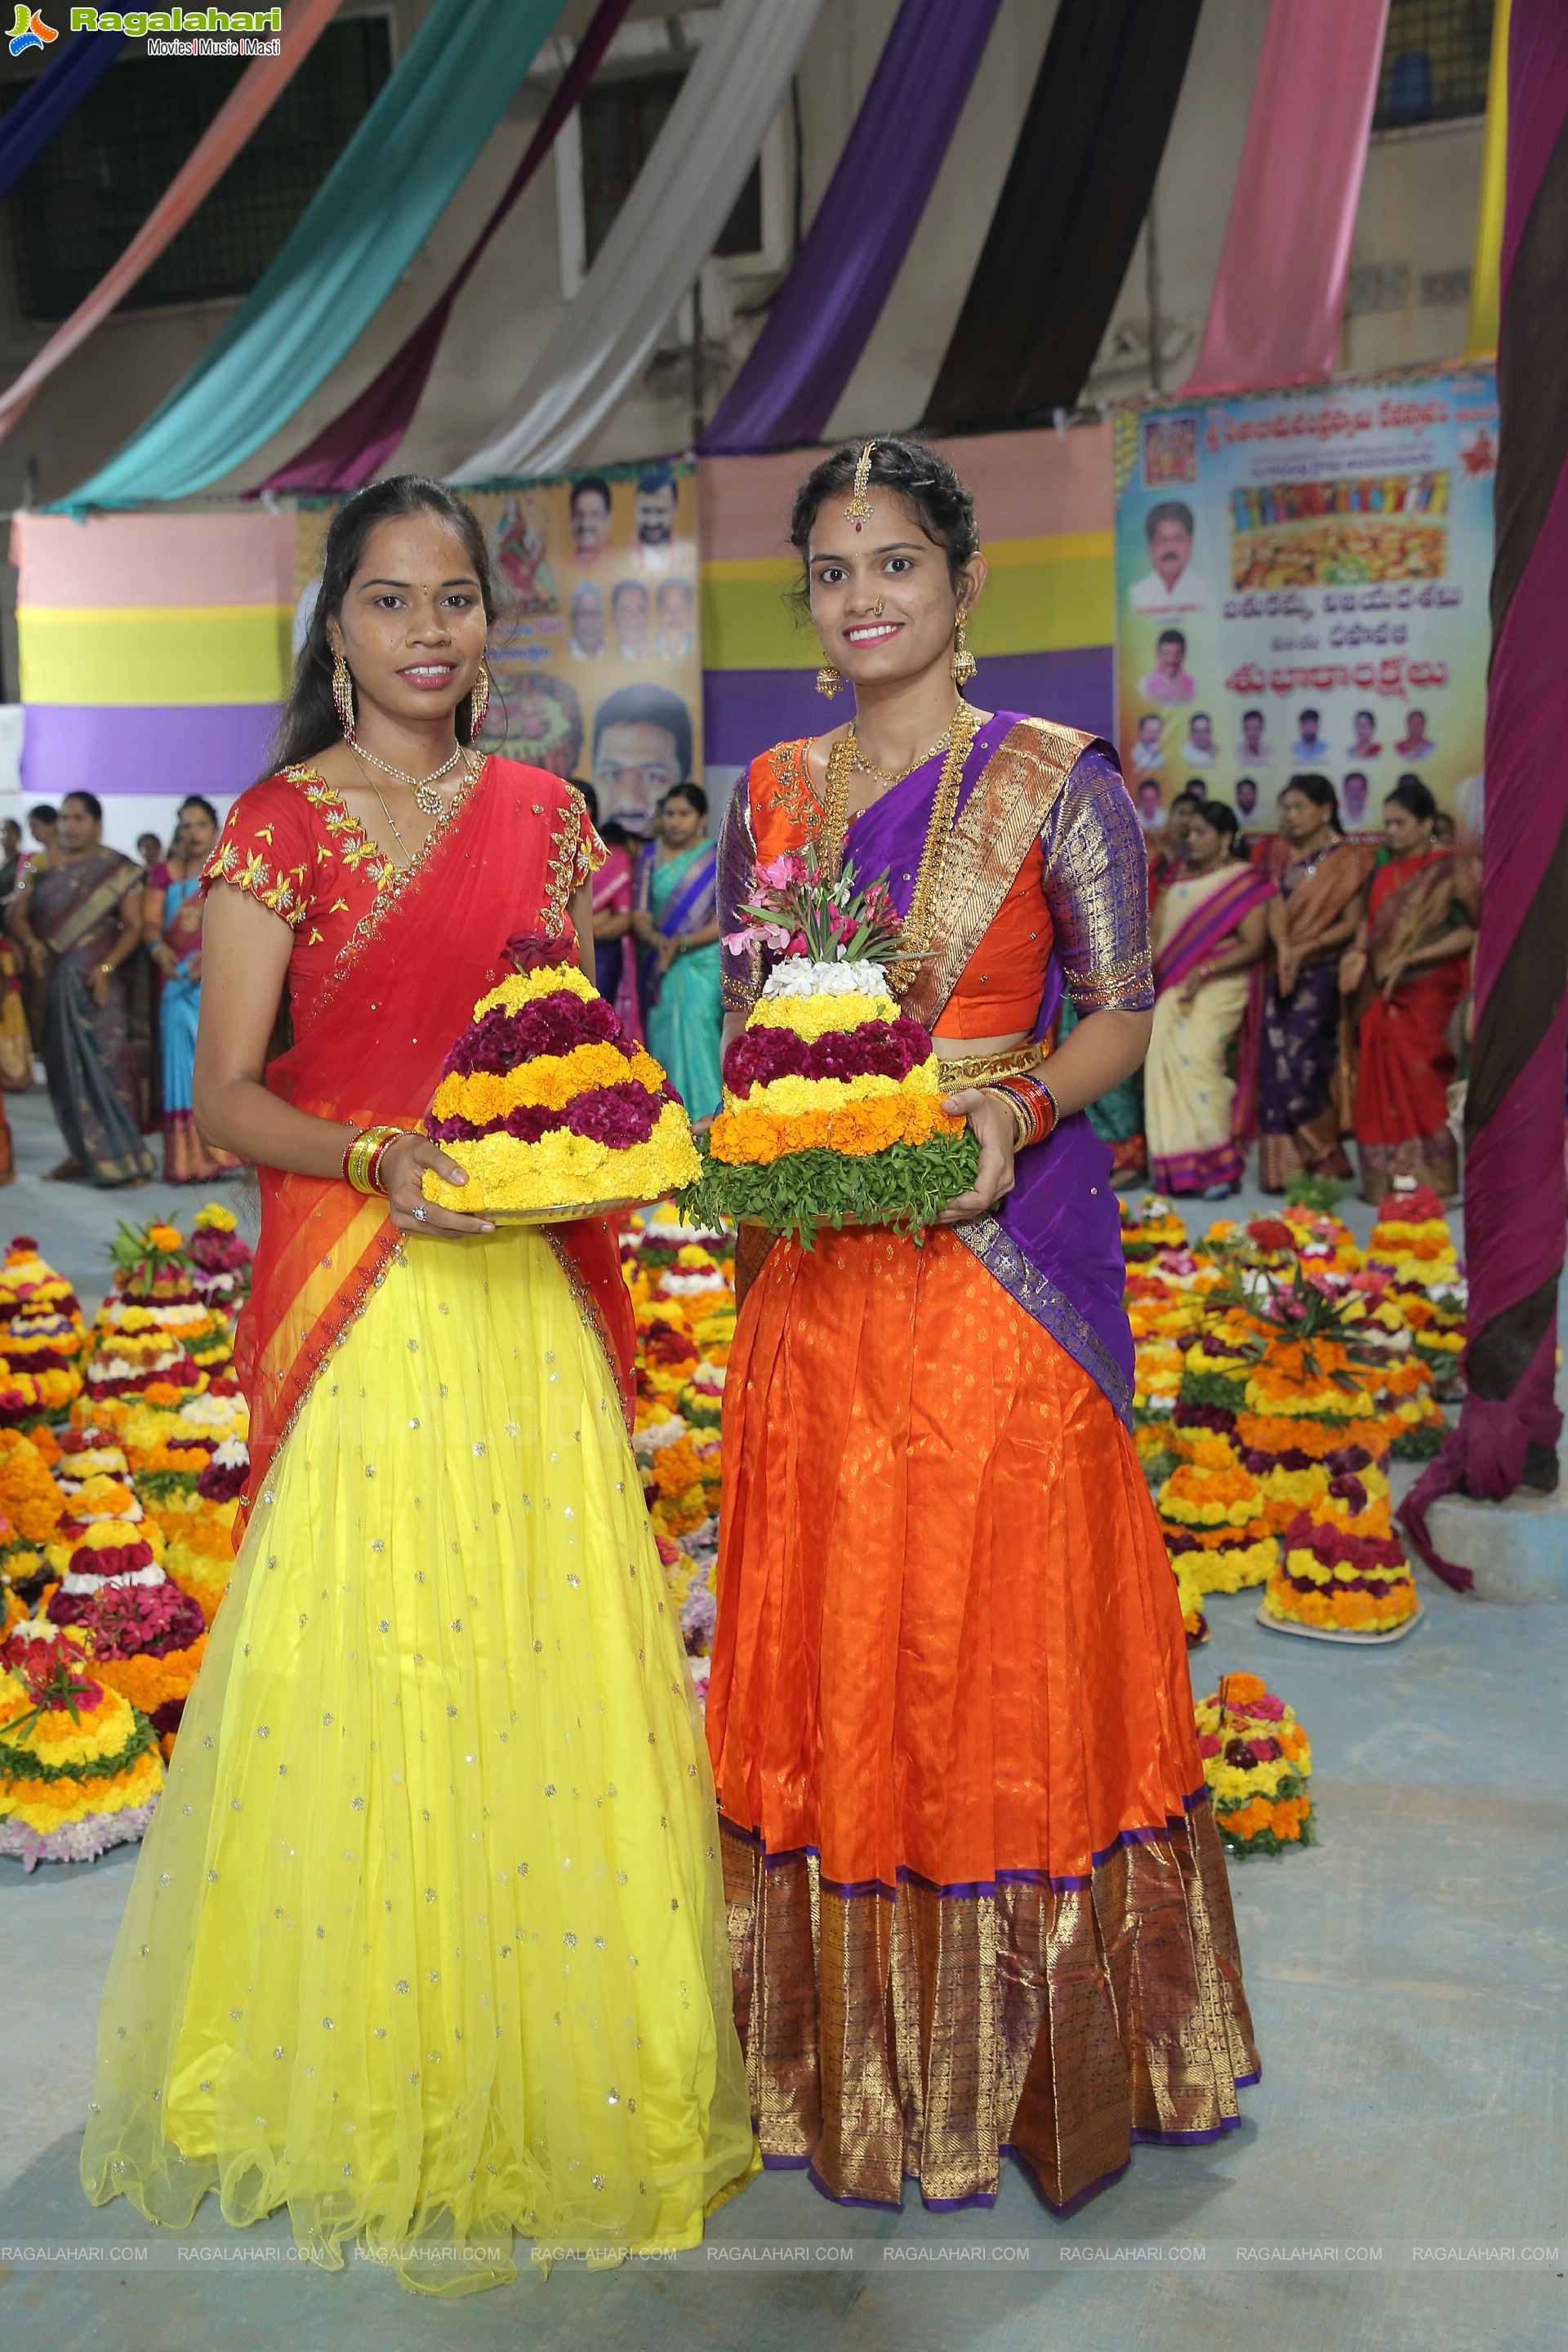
[
  {"left": 821, "top": 704, "right": 980, "bottom": 987},
  {"left": 350, "top": 744, "right": 477, "bottom": 865},
  {"left": 350, "top": 735, "right": 463, "bottom": 814},
  {"left": 845, "top": 714, "right": 960, "bottom": 791}
]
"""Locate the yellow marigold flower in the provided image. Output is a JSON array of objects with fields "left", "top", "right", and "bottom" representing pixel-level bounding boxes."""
[
  {"left": 751, "top": 992, "right": 897, "bottom": 1039},
  {"left": 471, "top": 965, "right": 595, "bottom": 1018}
]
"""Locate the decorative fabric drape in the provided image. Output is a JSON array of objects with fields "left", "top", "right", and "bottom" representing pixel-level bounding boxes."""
[
  {"left": 1466, "top": 0, "right": 1512, "bottom": 358},
  {"left": 0, "top": 0, "right": 339, "bottom": 457},
  {"left": 453, "top": 0, "right": 826, "bottom": 484},
  {"left": 257, "top": 0, "right": 635, "bottom": 493},
  {"left": 920, "top": 0, "right": 1201, "bottom": 434},
  {"left": 56, "top": 0, "right": 568, "bottom": 513},
  {"left": 1184, "top": 0, "right": 1390, "bottom": 394},
  {"left": 0, "top": 29, "right": 125, "bottom": 204},
  {"left": 698, "top": 0, "right": 1002, "bottom": 455},
  {"left": 1402, "top": 0, "right": 1568, "bottom": 1587}
]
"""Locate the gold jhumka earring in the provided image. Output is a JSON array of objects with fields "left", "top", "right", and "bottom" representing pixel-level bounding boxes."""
[
  {"left": 816, "top": 662, "right": 843, "bottom": 697},
  {"left": 844, "top": 440, "right": 876, "bottom": 531},
  {"left": 332, "top": 649, "right": 357, "bottom": 742},
  {"left": 468, "top": 659, "right": 491, "bottom": 736},
  {"left": 951, "top": 612, "right": 978, "bottom": 690}
]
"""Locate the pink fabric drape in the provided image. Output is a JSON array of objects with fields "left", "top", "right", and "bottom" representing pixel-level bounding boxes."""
[
  {"left": 0, "top": 0, "right": 341, "bottom": 450},
  {"left": 1184, "top": 0, "right": 1390, "bottom": 394}
]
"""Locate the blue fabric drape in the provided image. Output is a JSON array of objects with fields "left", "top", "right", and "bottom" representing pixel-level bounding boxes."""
[
  {"left": 56, "top": 0, "right": 567, "bottom": 513},
  {"left": 0, "top": 32, "right": 126, "bottom": 203}
]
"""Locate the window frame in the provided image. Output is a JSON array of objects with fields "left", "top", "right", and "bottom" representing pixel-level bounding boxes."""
[
  {"left": 553, "top": 93, "right": 786, "bottom": 303},
  {"left": 0, "top": 6, "right": 395, "bottom": 325}
]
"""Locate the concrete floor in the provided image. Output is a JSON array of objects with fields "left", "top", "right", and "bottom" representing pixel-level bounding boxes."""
[{"left": 1, "top": 1092, "right": 1564, "bottom": 2350}]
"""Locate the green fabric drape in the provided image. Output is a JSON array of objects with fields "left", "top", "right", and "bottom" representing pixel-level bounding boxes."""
[{"left": 57, "top": 0, "right": 567, "bottom": 513}]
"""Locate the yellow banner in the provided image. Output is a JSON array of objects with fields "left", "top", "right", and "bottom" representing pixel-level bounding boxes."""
[
  {"left": 18, "top": 604, "right": 292, "bottom": 706},
  {"left": 700, "top": 532, "right": 1114, "bottom": 671}
]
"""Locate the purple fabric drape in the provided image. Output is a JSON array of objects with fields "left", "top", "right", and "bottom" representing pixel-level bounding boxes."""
[
  {"left": 699, "top": 0, "right": 1002, "bottom": 455},
  {"left": 1401, "top": 0, "right": 1568, "bottom": 1586},
  {"left": 844, "top": 714, "right": 1134, "bottom": 1420},
  {"left": 256, "top": 0, "right": 634, "bottom": 494}
]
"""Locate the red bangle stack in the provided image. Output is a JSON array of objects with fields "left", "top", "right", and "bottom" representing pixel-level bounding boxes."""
[{"left": 989, "top": 1073, "right": 1059, "bottom": 1149}]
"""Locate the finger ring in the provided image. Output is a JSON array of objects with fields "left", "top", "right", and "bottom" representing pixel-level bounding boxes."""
[{"left": 412, "top": 1205, "right": 428, "bottom": 1223}]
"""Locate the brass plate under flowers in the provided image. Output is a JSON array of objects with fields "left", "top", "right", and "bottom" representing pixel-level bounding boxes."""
[{"left": 479, "top": 1196, "right": 648, "bottom": 1226}]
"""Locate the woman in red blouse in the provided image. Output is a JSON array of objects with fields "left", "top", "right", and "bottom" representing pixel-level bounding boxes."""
[{"left": 80, "top": 479, "right": 754, "bottom": 2287}]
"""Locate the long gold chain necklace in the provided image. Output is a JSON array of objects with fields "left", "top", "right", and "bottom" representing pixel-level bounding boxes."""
[
  {"left": 821, "top": 703, "right": 980, "bottom": 988},
  {"left": 846, "top": 714, "right": 959, "bottom": 791},
  {"left": 350, "top": 735, "right": 464, "bottom": 813}
]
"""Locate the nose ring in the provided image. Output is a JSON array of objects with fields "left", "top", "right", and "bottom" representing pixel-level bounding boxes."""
[{"left": 872, "top": 598, "right": 884, "bottom": 617}]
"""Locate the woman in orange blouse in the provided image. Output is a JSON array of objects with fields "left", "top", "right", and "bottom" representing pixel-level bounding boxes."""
[{"left": 710, "top": 440, "right": 1256, "bottom": 2221}]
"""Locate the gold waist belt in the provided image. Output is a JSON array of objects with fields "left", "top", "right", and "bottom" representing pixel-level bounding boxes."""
[{"left": 932, "top": 1041, "right": 1041, "bottom": 1087}]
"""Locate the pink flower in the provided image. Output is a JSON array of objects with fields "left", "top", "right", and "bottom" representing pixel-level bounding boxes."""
[
  {"left": 1196, "top": 1732, "right": 1222, "bottom": 1758},
  {"left": 755, "top": 853, "right": 803, "bottom": 889}
]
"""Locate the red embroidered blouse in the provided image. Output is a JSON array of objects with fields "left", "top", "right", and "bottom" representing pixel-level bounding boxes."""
[{"left": 203, "top": 760, "right": 601, "bottom": 1025}]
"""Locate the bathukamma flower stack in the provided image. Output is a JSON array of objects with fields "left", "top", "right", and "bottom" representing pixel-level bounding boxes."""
[
  {"left": 1194, "top": 1672, "right": 1315, "bottom": 1858},
  {"left": 423, "top": 934, "right": 699, "bottom": 1218}
]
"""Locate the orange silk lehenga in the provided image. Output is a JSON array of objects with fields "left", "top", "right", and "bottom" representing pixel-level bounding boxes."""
[{"left": 708, "top": 715, "right": 1258, "bottom": 2216}]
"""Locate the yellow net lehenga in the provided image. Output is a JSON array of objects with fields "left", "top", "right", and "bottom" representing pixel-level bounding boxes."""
[{"left": 80, "top": 1227, "right": 756, "bottom": 2293}]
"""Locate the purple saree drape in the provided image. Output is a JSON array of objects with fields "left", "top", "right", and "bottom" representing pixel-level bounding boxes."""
[
  {"left": 699, "top": 0, "right": 1003, "bottom": 452},
  {"left": 841, "top": 712, "right": 1138, "bottom": 1420}
]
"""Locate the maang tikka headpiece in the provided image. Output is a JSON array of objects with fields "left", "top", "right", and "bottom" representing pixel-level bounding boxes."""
[{"left": 844, "top": 440, "right": 876, "bottom": 532}]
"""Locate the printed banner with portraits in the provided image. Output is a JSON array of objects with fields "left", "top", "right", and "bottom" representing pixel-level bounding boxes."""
[
  {"left": 1113, "top": 370, "right": 1496, "bottom": 838},
  {"left": 292, "top": 460, "right": 702, "bottom": 839}
]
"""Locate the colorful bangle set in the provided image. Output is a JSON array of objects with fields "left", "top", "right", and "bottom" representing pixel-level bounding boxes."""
[
  {"left": 343, "top": 1123, "right": 407, "bottom": 1195},
  {"left": 985, "top": 1073, "right": 1058, "bottom": 1153}
]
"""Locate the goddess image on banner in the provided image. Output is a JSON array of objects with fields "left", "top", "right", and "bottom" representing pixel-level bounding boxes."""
[
  {"left": 1113, "top": 370, "right": 1496, "bottom": 836},
  {"left": 293, "top": 460, "right": 702, "bottom": 835}
]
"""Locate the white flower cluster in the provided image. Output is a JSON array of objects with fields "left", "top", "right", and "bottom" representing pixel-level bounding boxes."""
[
  {"left": 62, "top": 1561, "right": 165, "bottom": 1596},
  {"left": 633, "top": 1417, "right": 689, "bottom": 1459},
  {"left": 179, "top": 1392, "right": 248, "bottom": 1435},
  {"left": 762, "top": 956, "right": 889, "bottom": 999},
  {"left": 211, "top": 1437, "right": 250, "bottom": 1471}
]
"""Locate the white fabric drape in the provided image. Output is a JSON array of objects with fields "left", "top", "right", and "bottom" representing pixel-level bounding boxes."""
[{"left": 452, "top": 0, "right": 826, "bottom": 481}]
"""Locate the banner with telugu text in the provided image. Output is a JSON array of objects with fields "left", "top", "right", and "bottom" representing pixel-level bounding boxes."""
[
  {"left": 294, "top": 458, "right": 702, "bottom": 836},
  {"left": 1113, "top": 368, "right": 1497, "bottom": 835}
]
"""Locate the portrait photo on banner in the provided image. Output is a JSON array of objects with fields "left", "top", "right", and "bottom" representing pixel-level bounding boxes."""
[
  {"left": 1111, "top": 370, "right": 1497, "bottom": 840},
  {"left": 292, "top": 460, "right": 702, "bottom": 838}
]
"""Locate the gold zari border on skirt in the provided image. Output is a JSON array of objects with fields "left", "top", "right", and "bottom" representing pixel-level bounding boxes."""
[{"left": 721, "top": 1803, "right": 1258, "bottom": 2213}]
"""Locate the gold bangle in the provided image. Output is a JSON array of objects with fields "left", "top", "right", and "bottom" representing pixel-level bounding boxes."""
[
  {"left": 99, "top": 960, "right": 116, "bottom": 977},
  {"left": 982, "top": 1085, "right": 1032, "bottom": 1153},
  {"left": 345, "top": 1123, "right": 405, "bottom": 1195}
]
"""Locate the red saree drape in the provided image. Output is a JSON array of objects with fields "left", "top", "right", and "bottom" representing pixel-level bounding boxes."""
[
  {"left": 233, "top": 764, "right": 635, "bottom": 1510},
  {"left": 1352, "top": 848, "right": 1475, "bottom": 1200}
]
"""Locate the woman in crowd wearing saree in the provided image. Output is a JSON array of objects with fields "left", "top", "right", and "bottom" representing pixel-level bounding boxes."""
[
  {"left": 1343, "top": 774, "right": 1477, "bottom": 1201},
  {"left": 1256, "top": 774, "right": 1371, "bottom": 1192},
  {"left": 1143, "top": 799, "right": 1275, "bottom": 1198},
  {"left": 631, "top": 782, "right": 722, "bottom": 1122},
  {"left": 9, "top": 789, "right": 153, "bottom": 1186},
  {"left": 80, "top": 478, "right": 755, "bottom": 2292},
  {"left": 709, "top": 439, "right": 1256, "bottom": 2221},
  {"left": 142, "top": 795, "right": 243, "bottom": 1185},
  {"left": 577, "top": 781, "right": 641, "bottom": 1040}
]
